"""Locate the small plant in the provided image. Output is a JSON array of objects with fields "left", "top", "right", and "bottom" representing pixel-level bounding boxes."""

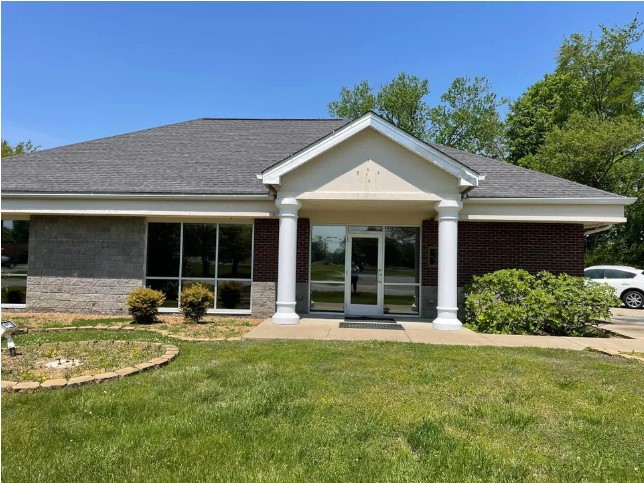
[
  {"left": 126, "top": 287, "right": 165, "bottom": 324},
  {"left": 180, "top": 283, "right": 214, "bottom": 323},
  {"left": 219, "top": 281, "right": 244, "bottom": 309},
  {"left": 464, "top": 269, "right": 620, "bottom": 336}
]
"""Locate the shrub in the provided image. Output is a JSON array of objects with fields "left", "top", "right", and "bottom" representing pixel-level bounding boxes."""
[
  {"left": 180, "top": 283, "right": 214, "bottom": 323},
  {"left": 218, "top": 281, "right": 244, "bottom": 309},
  {"left": 126, "top": 287, "right": 165, "bottom": 324},
  {"left": 464, "top": 269, "right": 620, "bottom": 336}
]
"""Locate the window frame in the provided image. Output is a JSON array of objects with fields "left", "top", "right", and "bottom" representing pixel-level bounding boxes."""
[
  {"left": 144, "top": 221, "right": 254, "bottom": 314},
  {"left": 1, "top": 219, "right": 30, "bottom": 309}
]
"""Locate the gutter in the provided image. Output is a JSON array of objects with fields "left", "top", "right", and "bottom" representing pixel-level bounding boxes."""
[{"left": 465, "top": 197, "right": 636, "bottom": 205}]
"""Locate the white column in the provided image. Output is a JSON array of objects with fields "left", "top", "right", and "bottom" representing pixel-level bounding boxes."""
[
  {"left": 433, "top": 199, "right": 463, "bottom": 331},
  {"left": 272, "top": 197, "right": 301, "bottom": 325}
]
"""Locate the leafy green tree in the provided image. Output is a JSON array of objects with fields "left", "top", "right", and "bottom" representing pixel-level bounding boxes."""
[
  {"left": 327, "top": 80, "right": 376, "bottom": 120},
  {"left": 556, "top": 18, "right": 644, "bottom": 119},
  {"left": 2, "top": 139, "right": 38, "bottom": 158},
  {"left": 328, "top": 73, "right": 431, "bottom": 139},
  {"left": 505, "top": 73, "right": 586, "bottom": 162},
  {"left": 428, "top": 76, "right": 507, "bottom": 158},
  {"left": 375, "top": 73, "right": 431, "bottom": 139}
]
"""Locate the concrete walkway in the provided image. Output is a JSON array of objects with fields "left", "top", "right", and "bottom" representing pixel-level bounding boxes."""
[{"left": 244, "top": 313, "right": 644, "bottom": 352}]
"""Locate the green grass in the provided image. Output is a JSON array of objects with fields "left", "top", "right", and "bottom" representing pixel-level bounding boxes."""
[{"left": 2, "top": 331, "right": 644, "bottom": 482}]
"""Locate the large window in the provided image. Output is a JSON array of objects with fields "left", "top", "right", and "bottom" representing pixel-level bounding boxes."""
[
  {"left": 2, "top": 220, "right": 30, "bottom": 306},
  {"left": 383, "top": 227, "right": 420, "bottom": 315},
  {"left": 145, "top": 222, "right": 253, "bottom": 311},
  {"left": 310, "top": 225, "right": 346, "bottom": 312}
]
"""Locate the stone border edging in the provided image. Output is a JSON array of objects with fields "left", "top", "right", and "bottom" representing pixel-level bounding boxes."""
[
  {"left": 1, "top": 341, "right": 179, "bottom": 393},
  {"left": 588, "top": 348, "right": 644, "bottom": 363}
]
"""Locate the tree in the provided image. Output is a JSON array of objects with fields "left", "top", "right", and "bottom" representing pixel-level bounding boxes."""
[
  {"left": 2, "top": 139, "right": 38, "bottom": 158},
  {"left": 428, "top": 76, "right": 507, "bottom": 158},
  {"left": 327, "top": 80, "right": 376, "bottom": 120},
  {"left": 328, "top": 73, "right": 431, "bottom": 139},
  {"left": 375, "top": 73, "right": 431, "bottom": 139},
  {"left": 556, "top": 17, "right": 644, "bottom": 119},
  {"left": 505, "top": 73, "right": 586, "bottom": 162},
  {"left": 519, "top": 113, "right": 644, "bottom": 193}
]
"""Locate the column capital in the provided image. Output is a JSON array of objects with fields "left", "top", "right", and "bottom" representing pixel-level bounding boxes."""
[
  {"left": 276, "top": 197, "right": 301, "bottom": 218},
  {"left": 434, "top": 199, "right": 462, "bottom": 221}
]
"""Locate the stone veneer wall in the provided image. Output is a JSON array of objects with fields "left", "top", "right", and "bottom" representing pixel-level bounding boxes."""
[{"left": 26, "top": 216, "right": 145, "bottom": 314}]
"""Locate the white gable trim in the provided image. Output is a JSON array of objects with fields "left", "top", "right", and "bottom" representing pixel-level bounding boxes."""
[{"left": 260, "top": 112, "right": 482, "bottom": 188}]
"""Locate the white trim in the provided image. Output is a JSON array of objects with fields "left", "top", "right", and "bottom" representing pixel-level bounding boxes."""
[
  {"left": 465, "top": 197, "right": 636, "bottom": 205},
  {"left": 261, "top": 112, "right": 481, "bottom": 188},
  {"left": 0, "top": 304, "right": 26, "bottom": 309}
]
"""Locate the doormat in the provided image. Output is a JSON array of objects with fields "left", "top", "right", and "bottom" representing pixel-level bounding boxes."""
[
  {"left": 344, "top": 316, "right": 397, "bottom": 322},
  {"left": 339, "top": 322, "right": 404, "bottom": 331}
]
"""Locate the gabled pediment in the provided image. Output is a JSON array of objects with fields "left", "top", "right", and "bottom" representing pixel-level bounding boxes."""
[{"left": 260, "top": 112, "right": 482, "bottom": 190}]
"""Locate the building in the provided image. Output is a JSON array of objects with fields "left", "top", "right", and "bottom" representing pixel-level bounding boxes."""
[{"left": 1, "top": 112, "right": 633, "bottom": 330}]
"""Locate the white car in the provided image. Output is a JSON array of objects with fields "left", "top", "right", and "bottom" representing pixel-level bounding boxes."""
[{"left": 584, "top": 265, "right": 644, "bottom": 309}]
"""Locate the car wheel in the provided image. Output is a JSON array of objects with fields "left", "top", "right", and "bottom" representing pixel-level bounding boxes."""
[{"left": 622, "top": 290, "right": 644, "bottom": 309}]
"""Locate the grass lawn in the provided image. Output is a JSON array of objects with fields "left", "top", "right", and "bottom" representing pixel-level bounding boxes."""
[{"left": 2, "top": 331, "right": 643, "bottom": 482}]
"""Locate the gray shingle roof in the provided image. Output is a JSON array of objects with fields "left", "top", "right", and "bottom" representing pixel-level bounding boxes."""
[
  {"left": 1, "top": 117, "right": 622, "bottom": 199},
  {"left": 1, "top": 118, "right": 349, "bottom": 195}
]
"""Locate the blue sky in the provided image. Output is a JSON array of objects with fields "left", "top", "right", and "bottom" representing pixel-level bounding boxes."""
[{"left": 2, "top": 2, "right": 641, "bottom": 148}]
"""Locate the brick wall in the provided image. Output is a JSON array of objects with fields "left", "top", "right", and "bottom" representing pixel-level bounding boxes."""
[
  {"left": 26, "top": 215, "right": 145, "bottom": 313},
  {"left": 296, "top": 218, "right": 310, "bottom": 283},
  {"left": 252, "top": 219, "right": 279, "bottom": 283},
  {"left": 422, "top": 221, "right": 585, "bottom": 287}
]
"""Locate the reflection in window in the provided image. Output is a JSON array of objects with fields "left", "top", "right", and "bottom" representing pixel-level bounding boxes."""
[
  {"left": 384, "top": 227, "right": 420, "bottom": 283},
  {"left": 311, "top": 226, "right": 346, "bottom": 282},
  {"left": 145, "top": 222, "right": 253, "bottom": 311},
  {"left": 384, "top": 285, "right": 419, "bottom": 315},
  {"left": 182, "top": 224, "right": 217, "bottom": 278},
  {"left": 310, "top": 282, "right": 344, "bottom": 312},
  {"left": 1, "top": 220, "right": 30, "bottom": 305},
  {"left": 218, "top": 225, "right": 253, "bottom": 279},
  {"left": 146, "top": 223, "right": 180, "bottom": 277}
]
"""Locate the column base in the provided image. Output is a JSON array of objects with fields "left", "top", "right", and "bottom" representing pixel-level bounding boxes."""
[
  {"left": 271, "top": 312, "right": 301, "bottom": 325},
  {"left": 272, "top": 302, "right": 301, "bottom": 325},
  {"left": 432, "top": 315, "right": 462, "bottom": 331}
]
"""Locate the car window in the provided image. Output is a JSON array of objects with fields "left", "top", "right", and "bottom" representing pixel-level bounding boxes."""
[
  {"left": 584, "top": 269, "right": 604, "bottom": 279},
  {"left": 604, "top": 269, "right": 636, "bottom": 279}
]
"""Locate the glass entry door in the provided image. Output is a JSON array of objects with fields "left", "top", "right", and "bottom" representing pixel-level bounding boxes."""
[{"left": 345, "top": 234, "right": 383, "bottom": 316}]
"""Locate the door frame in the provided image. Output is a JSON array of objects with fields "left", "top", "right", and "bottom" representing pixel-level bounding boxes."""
[{"left": 344, "top": 232, "right": 384, "bottom": 316}]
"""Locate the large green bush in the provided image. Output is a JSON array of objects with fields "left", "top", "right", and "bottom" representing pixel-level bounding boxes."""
[
  {"left": 180, "top": 283, "right": 215, "bottom": 323},
  {"left": 464, "top": 269, "right": 619, "bottom": 336},
  {"left": 126, "top": 287, "right": 165, "bottom": 324}
]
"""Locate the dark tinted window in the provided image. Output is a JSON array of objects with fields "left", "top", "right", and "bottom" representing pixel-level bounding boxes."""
[
  {"left": 605, "top": 269, "right": 636, "bottom": 279},
  {"left": 218, "top": 224, "right": 253, "bottom": 279},
  {"left": 146, "top": 223, "right": 180, "bottom": 277},
  {"left": 584, "top": 269, "right": 604, "bottom": 279},
  {"left": 1, "top": 220, "right": 30, "bottom": 304},
  {"left": 182, "top": 224, "right": 217, "bottom": 278}
]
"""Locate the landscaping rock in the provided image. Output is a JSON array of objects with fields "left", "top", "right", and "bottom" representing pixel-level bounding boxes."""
[
  {"left": 67, "top": 375, "right": 94, "bottom": 386},
  {"left": 41, "top": 379, "right": 67, "bottom": 389},
  {"left": 135, "top": 362, "right": 156, "bottom": 371},
  {"left": 13, "top": 381, "right": 41, "bottom": 392},
  {"left": 1, "top": 381, "right": 17, "bottom": 391},
  {"left": 94, "top": 372, "right": 119, "bottom": 381},
  {"left": 116, "top": 367, "right": 140, "bottom": 377}
]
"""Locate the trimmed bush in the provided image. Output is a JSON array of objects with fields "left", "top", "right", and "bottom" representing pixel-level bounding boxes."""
[
  {"left": 180, "top": 283, "right": 215, "bottom": 323},
  {"left": 464, "top": 269, "right": 620, "bottom": 336},
  {"left": 126, "top": 287, "right": 165, "bottom": 324}
]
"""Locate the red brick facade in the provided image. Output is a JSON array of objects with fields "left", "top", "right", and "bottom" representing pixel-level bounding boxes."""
[
  {"left": 422, "top": 220, "right": 585, "bottom": 286},
  {"left": 297, "top": 218, "right": 310, "bottom": 283},
  {"left": 253, "top": 219, "right": 279, "bottom": 282},
  {"left": 262, "top": 219, "right": 585, "bottom": 288},
  {"left": 253, "top": 217, "right": 310, "bottom": 283}
]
